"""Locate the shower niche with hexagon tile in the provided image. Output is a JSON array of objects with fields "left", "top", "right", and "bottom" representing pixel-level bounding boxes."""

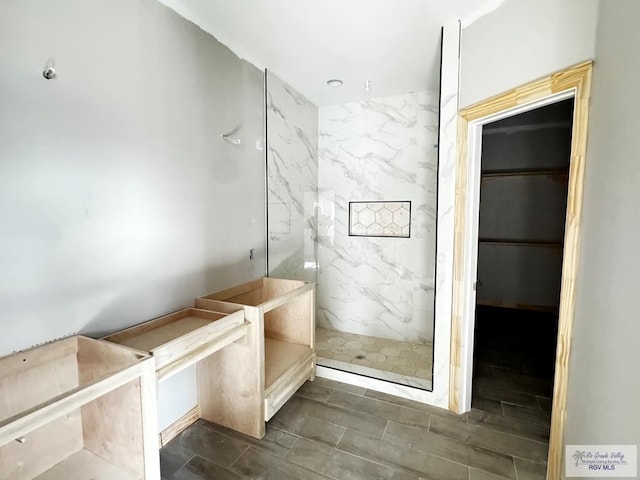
[{"left": 349, "top": 201, "right": 411, "bottom": 238}]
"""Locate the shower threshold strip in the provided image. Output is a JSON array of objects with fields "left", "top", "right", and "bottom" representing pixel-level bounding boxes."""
[{"left": 316, "top": 357, "right": 433, "bottom": 391}]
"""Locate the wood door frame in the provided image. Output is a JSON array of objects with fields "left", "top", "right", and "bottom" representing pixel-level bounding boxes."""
[{"left": 449, "top": 61, "right": 593, "bottom": 479}]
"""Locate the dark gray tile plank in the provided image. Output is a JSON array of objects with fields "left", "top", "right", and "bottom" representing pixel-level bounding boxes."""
[
  {"left": 311, "top": 377, "right": 367, "bottom": 395},
  {"left": 467, "top": 409, "right": 550, "bottom": 443},
  {"left": 364, "top": 389, "right": 464, "bottom": 419},
  {"left": 202, "top": 420, "right": 298, "bottom": 458},
  {"left": 287, "top": 437, "right": 418, "bottom": 480},
  {"left": 327, "top": 390, "right": 430, "bottom": 427},
  {"left": 297, "top": 416, "right": 346, "bottom": 446},
  {"left": 489, "top": 369, "right": 553, "bottom": 397},
  {"left": 472, "top": 396, "right": 504, "bottom": 415},
  {"left": 296, "top": 381, "right": 335, "bottom": 402},
  {"left": 271, "top": 406, "right": 345, "bottom": 447},
  {"left": 232, "top": 447, "right": 334, "bottom": 480},
  {"left": 337, "top": 429, "right": 469, "bottom": 480},
  {"left": 469, "top": 468, "right": 513, "bottom": 480},
  {"left": 515, "top": 458, "right": 548, "bottom": 480},
  {"left": 502, "top": 403, "right": 551, "bottom": 426},
  {"left": 270, "top": 397, "right": 309, "bottom": 433},
  {"left": 169, "top": 421, "right": 250, "bottom": 468},
  {"left": 171, "top": 455, "right": 242, "bottom": 480},
  {"left": 429, "top": 414, "right": 549, "bottom": 463},
  {"left": 536, "top": 396, "right": 552, "bottom": 414},
  {"left": 474, "top": 378, "right": 540, "bottom": 408},
  {"left": 276, "top": 395, "right": 388, "bottom": 438},
  {"left": 384, "top": 421, "right": 517, "bottom": 479},
  {"left": 160, "top": 442, "right": 195, "bottom": 479}
]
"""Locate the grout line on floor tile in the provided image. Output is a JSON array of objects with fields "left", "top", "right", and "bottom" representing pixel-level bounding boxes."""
[
  {"left": 381, "top": 419, "right": 390, "bottom": 439},
  {"left": 230, "top": 443, "right": 251, "bottom": 468},
  {"left": 176, "top": 453, "right": 196, "bottom": 473},
  {"left": 335, "top": 426, "right": 347, "bottom": 447},
  {"left": 293, "top": 435, "right": 401, "bottom": 472}
]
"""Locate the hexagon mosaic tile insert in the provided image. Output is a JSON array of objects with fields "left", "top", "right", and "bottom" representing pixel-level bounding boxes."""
[{"left": 349, "top": 201, "right": 411, "bottom": 238}]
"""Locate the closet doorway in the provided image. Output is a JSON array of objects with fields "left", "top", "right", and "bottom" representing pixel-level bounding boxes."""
[
  {"left": 473, "top": 97, "right": 575, "bottom": 421},
  {"left": 449, "top": 62, "right": 593, "bottom": 479}
]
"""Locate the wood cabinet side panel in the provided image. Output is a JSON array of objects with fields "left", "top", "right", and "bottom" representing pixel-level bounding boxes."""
[
  {"left": 82, "top": 379, "right": 146, "bottom": 478},
  {"left": 197, "top": 311, "right": 264, "bottom": 439},
  {"left": 264, "top": 290, "right": 313, "bottom": 346},
  {"left": 0, "top": 354, "right": 78, "bottom": 423}
]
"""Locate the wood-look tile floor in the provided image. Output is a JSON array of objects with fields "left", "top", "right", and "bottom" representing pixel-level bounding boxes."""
[{"left": 160, "top": 375, "right": 550, "bottom": 479}]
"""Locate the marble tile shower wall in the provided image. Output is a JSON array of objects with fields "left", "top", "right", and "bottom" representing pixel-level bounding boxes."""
[
  {"left": 317, "top": 91, "right": 439, "bottom": 344},
  {"left": 266, "top": 72, "right": 319, "bottom": 283}
]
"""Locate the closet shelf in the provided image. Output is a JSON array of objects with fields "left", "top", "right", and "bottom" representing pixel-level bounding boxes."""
[
  {"left": 481, "top": 168, "right": 569, "bottom": 178},
  {"left": 479, "top": 239, "right": 563, "bottom": 248}
]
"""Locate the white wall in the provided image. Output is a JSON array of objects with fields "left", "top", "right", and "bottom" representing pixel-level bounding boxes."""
[
  {"left": 460, "top": 0, "right": 599, "bottom": 108},
  {"left": 0, "top": 0, "right": 265, "bottom": 429},
  {"left": 563, "top": 0, "right": 640, "bottom": 460}
]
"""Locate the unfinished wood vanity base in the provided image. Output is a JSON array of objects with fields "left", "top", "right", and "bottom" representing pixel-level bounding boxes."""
[
  {"left": 0, "top": 336, "right": 159, "bottom": 480},
  {"left": 104, "top": 307, "right": 247, "bottom": 381},
  {"left": 196, "top": 277, "right": 316, "bottom": 439},
  {"left": 104, "top": 306, "right": 249, "bottom": 444}
]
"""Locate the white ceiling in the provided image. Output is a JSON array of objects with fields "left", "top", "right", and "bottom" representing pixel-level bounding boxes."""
[{"left": 157, "top": 0, "right": 505, "bottom": 106}]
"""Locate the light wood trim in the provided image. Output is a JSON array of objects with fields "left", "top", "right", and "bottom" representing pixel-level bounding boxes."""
[
  {"left": 459, "top": 62, "right": 592, "bottom": 119},
  {"left": 159, "top": 405, "right": 200, "bottom": 447},
  {"left": 450, "top": 112, "right": 469, "bottom": 414},
  {"left": 139, "top": 355, "right": 161, "bottom": 479},
  {"left": 450, "top": 61, "right": 592, "bottom": 480},
  {"left": 547, "top": 63, "right": 592, "bottom": 480}
]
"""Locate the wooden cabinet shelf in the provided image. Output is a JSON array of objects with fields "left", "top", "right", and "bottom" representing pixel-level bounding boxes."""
[
  {"left": 104, "top": 308, "right": 247, "bottom": 381},
  {"left": 263, "top": 339, "right": 314, "bottom": 420},
  {"left": 34, "top": 449, "right": 139, "bottom": 480},
  {"left": 195, "top": 277, "right": 315, "bottom": 439},
  {"left": 0, "top": 336, "right": 159, "bottom": 480}
]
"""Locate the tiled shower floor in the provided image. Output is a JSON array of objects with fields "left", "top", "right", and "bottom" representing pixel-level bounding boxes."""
[{"left": 315, "top": 327, "right": 433, "bottom": 389}]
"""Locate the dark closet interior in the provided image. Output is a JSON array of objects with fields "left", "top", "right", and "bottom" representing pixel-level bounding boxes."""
[{"left": 471, "top": 99, "right": 575, "bottom": 433}]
